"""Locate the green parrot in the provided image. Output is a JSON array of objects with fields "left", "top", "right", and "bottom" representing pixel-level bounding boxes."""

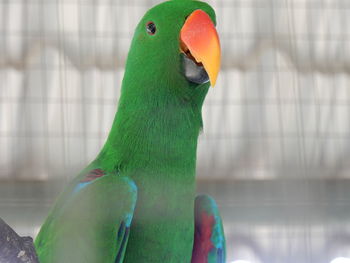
[{"left": 34, "top": 0, "right": 225, "bottom": 262}]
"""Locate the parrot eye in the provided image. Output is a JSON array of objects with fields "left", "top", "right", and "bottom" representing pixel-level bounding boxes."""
[{"left": 146, "top": 22, "right": 156, "bottom": 35}]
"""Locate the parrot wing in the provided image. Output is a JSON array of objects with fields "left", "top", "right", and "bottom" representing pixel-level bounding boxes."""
[
  {"left": 191, "top": 194, "right": 226, "bottom": 263},
  {"left": 35, "top": 168, "right": 137, "bottom": 263}
]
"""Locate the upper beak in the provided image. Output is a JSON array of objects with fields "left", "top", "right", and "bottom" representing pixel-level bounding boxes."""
[{"left": 180, "top": 9, "right": 221, "bottom": 86}]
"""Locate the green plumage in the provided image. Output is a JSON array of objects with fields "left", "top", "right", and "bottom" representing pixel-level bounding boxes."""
[{"left": 35, "top": 1, "right": 225, "bottom": 262}]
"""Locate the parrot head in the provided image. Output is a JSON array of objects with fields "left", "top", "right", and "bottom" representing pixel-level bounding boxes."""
[
  {"left": 121, "top": 0, "right": 221, "bottom": 104},
  {"left": 99, "top": 0, "right": 220, "bottom": 175}
]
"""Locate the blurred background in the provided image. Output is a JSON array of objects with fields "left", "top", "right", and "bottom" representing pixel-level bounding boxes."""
[{"left": 1, "top": 0, "right": 350, "bottom": 262}]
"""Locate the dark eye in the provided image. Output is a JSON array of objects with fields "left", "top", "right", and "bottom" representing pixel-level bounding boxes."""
[{"left": 146, "top": 22, "right": 156, "bottom": 35}]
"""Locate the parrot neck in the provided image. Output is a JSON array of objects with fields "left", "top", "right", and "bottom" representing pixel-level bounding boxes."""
[{"left": 97, "top": 76, "right": 208, "bottom": 177}]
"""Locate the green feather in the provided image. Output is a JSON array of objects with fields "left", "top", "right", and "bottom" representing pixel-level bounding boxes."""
[
  {"left": 99, "top": 3, "right": 215, "bottom": 261},
  {"left": 35, "top": 171, "right": 137, "bottom": 262}
]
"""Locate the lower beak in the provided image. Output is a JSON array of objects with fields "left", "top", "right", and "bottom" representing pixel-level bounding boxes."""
[{"left": 180, "top": 9, "right": 221, "bottom": 87}]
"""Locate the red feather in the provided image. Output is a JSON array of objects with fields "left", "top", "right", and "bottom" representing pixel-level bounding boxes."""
[
  {"left": 191, "top": 212, "right": 215, "bottom": 263},
  {"left": 80, "top": 169, "right": 105, "bottom": 182}
]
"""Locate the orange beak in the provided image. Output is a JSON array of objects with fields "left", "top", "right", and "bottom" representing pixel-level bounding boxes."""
[{"left": 180, "top": 9, "right": 221, "bottom": 86}]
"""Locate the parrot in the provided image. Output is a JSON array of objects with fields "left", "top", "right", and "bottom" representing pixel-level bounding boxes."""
[{"left": 34, "top": 0, "right": 225, "bottom": 262}]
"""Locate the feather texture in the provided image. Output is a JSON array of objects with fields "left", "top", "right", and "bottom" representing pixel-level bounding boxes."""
[{"left": 35, "top": 170, "right": 137, "bottom": 263}]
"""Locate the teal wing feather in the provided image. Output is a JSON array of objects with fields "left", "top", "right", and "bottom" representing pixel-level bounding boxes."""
[
  {"left": 35, "top": 169, "right": 137, "bottom": 263},
  {"left": 191, "top": 194, "right": 226, "bottom": 263}
]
